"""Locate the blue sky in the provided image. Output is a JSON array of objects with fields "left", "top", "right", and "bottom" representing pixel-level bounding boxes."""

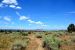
[{"left": 0, "top": 0, "right": 75, "bottom": 30}]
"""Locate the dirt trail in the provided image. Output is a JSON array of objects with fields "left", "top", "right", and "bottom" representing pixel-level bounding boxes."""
[{"left": 26, "top": 34, "right": 44, "bottom": 50}]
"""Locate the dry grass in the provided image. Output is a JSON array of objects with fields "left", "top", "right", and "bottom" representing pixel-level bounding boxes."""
[
  {"left": 0, "top": 31, "right": 75, "bottom": 50},
  {"left": 0, "top": 32, "right": 29, "bottom": 50}
]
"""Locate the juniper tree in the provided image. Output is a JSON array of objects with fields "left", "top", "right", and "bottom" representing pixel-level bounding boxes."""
[{"left": 67, "top": 24, "right": 75, "bottom": 32}]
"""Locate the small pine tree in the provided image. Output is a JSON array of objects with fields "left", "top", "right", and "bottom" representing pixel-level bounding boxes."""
[{"left": 67, "top": 24, "right": 75, "bottom": 32}]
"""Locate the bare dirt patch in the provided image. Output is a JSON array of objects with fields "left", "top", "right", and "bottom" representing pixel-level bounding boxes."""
[
  {"left": 26, "top": 34, "right": 44, "bottom": 50},
  {"left": 59, "top": 34, "right": 75, "bottom": 50}
]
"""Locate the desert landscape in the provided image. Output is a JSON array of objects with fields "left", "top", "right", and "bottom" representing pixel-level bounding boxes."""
[
  {"left": 0, "top": 24, "right": 75, "bottom": 50},
  {"left": 0, "top": 0, "right": 75, "bottom": 50}
]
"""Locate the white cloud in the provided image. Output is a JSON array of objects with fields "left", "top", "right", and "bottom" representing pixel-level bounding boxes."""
[
  {"left": 27, "top": 19, "right": 45, "bottom": 25},
  {"left": 9, "top": 5, "right": 22, "bottom": 9},
  {"left": 4, "top": 17, "right": 11, "bottom": 21},
  {"left": 0, "top": 0, "right": 22, "bottom": 9},
  {"left": 27, "top": 19, "right": 35, "bottom": 23},
  {"left": 20, "top": 16, "right": 28, "bottom": 20},
  {"left": 16, "top": 12, "right": 21, "bottom": 16},
  {"left": 2, "top": 0, "right": 18, "bottom": 5},
  {"left": 16, "top": 12, "right": 48, "bottom": 27},
  {"left": 0, "top": 3, "right": 3, "bottom": 7},
  {"left": 16, "top": 12, "right": 29, "bottom": 20},
  {"left": 16, "top": 6, "right": 22, "bottom": 9},
  {"left": 35, "top": 21, "right": 43, "bottom": 25},
  {"left": 9, "top": 5, "right": 16, "bottom": 8}
]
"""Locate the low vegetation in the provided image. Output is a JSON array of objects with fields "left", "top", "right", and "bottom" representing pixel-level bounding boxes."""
[
  {"left": 0, "top": 23, "right": 75, "bottom": 50},
  {"left": 0, "top": 32, "right": 29, "bottom": 50}
]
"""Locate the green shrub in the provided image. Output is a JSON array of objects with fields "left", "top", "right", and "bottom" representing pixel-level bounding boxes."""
[
  {"left": 21, "top": 32, "right": 28, "bottom": 36},
  {"left": 28, "top": 31, "right": 32, "bottom": 34},
  {"left": 71, "top": 36, "right": 75, "bottom": 43},
  {"left": 43, "top": 34, "right": 61, "bottom": 50},
  {"left": 36, "top": 34, "right": 42, "bottom": 38}
]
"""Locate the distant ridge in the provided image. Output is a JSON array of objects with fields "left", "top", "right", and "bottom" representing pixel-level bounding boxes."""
[{"left": 0, "top": 29, "right": 46, "bottom": 32}]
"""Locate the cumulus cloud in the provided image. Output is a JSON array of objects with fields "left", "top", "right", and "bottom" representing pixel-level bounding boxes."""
[
  {"left": 2, "top": 0, "right": 18, "bottom": 5},
  {"left": 0, "top": 16, "right": 15, "bottom": 26},
  {"left": 0, "top": 0, "right": 22, "bottom": 9},
  {"left": 16, "top": 6, "right": 22, "bottom": 9},
  {"left": 16, "top": 12, "right": 29, "bottom": 20},
  {"left": 16, "top": 12, "right": 48, "bottom": 27},
  {"left": 27, "top": 19, "right": 35, "bottom": 23},
  {"left": 35, "top": 21, "right": 43, "bottom": 25},
  {"left": 27, "top": 19, "right": 46, "bottom": 26},
  {"left": 9, "top": 5, "right": 16, "bottom": 8},
  {"left": 9, "top": 5, "right": 22, "bottom": 9},
  {"left": 4, "top": 16, "right": 11, "bottom": 21},
  {"left": 20, "top": 16, "right": 28, "bottom": 20}
]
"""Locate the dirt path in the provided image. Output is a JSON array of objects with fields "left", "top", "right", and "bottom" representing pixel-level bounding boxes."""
[{"left": 26, "top": 34, "right": 44, "bottom": 50}]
